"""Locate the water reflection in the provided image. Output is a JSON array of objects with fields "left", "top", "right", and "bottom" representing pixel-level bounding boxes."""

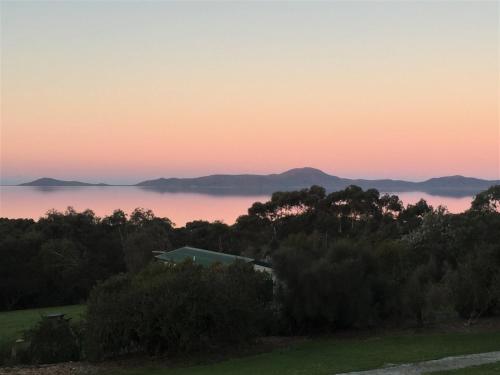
[
  {"left": 24, "top": 185, "right": 97, "bottom": 193},
  {"left": 0, "top": 186, "right": 473, "bottom": 226},
  {"left": 137, "top": 185, "right": 273, "bottom": 196}
]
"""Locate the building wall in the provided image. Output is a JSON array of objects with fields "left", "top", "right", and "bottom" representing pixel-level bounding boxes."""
[{"left": 253, "top": 264, "right": 276, "bottom": 282}]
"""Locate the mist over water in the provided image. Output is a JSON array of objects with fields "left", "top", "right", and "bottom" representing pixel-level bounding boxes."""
[{"left": 0, "top": 186, "right": 473, "bottom": 226}]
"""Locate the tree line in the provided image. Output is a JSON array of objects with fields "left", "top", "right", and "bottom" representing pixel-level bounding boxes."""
[{"left": 1, "top": 185, "right": 499, "bottom": 331}]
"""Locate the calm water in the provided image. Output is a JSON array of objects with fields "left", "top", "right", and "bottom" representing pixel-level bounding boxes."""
[{"left": 0, "top": 186, "right": 473, "bottom": 226}]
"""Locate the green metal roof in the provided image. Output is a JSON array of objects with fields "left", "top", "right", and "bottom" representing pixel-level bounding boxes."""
[{"left": 154, "top": 246, "right": 254, "bottom": 267}]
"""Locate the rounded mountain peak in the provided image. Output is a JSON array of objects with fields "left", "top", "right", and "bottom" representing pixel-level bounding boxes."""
[{"left": 280, "top": 167, "right": 330, "bottom": 177}]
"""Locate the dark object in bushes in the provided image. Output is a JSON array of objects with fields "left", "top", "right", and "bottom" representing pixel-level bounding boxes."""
[{"left": 23, "top": 314, "right": 80, "bottom": 364}]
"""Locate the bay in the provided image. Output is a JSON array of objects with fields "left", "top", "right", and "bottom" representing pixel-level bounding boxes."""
[{"left": 0, "top": 186, "right": 473, "bottom": 226}]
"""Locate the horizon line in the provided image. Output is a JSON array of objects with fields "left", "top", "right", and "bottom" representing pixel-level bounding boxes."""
[{"left": 3, "top": 167, "right": 500, "bottom": 186}]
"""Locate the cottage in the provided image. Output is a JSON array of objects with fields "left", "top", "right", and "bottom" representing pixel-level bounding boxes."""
[{"left": 154, "top": 246, "right": 274, "bottom": 278}]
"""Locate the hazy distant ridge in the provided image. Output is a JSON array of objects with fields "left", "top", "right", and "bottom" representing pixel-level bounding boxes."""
[
  {"left": 20, "top": 178, "right": 108, "bottom": 187},
  {"left": 19, "top": 168, "right": 499, "bottom": 196},
  {"left": 137, "top": 168, "right": 499, "bottom": 196}
]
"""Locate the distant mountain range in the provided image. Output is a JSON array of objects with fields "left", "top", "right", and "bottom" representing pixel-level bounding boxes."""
[{"left": 18, "top": 168, "right": 500, "bottom": 197}]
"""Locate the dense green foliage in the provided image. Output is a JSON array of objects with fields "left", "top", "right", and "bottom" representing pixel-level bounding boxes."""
[
  {"left": 270, "top": 186, "right": 500, "bottom": 329},
  {"left": 22, "top": 316, "right": 81, "bottom": 364},
  {"left": 0, "top": 208, "right": 172, "bottom": 310},
  {"left": 84, "top": 261, "right": 273, "bottom": 360}
]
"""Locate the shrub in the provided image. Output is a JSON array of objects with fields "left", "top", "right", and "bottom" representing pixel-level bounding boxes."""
[
  {"left": 82, "top": 273, "right": 139, "bottom": 360},
  {"left": 23, "top": 316, "right": 80, "bottom": 364},
  {"left": 84, "top": 261, "right": 273, "bottom": 360},
  {"left": 447, "top": 244, "right": 500, "bottom": 321}
]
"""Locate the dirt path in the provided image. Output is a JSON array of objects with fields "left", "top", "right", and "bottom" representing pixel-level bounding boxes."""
[
  {"left": 0, "top": 362, "right": 98, "bottom": 375},
  {"left": 336, "top": 351, "right": 500, "bottom": 374}
]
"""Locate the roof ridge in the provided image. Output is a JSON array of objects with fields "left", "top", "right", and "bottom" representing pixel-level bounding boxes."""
[{"left": 172, "top": 246, "right": 254, "bottom": 261}]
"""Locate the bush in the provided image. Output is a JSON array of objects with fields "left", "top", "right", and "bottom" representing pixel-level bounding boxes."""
[
  {"left": 273, "top": 234, "right": 381, "bottom": 331},
  {"left": 84, "top": 261, "right": 273, "bottom": 360},
  {"left": 23, "top": 316, "right": 80, "bottom": 364},
  {"left": 448, "top": 244, "right": 500, "bottom": 321}
]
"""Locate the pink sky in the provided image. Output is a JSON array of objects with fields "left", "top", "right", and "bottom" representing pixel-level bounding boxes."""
[{"left": 1, "top": 1, "right": 498, "bottom": 184}]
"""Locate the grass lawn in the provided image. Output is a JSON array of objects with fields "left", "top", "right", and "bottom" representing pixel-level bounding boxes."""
[
  {"left": 105, "top": 331, "right": 500, "bottom": 375},
  {"left": 0, "top": 304, "right": 85, "bottom": 352},
  {"left": 430, "top": 361, "right": 500, "bottom": 374}
]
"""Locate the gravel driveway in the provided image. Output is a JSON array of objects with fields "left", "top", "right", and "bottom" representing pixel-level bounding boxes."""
[{"left": 336, "top": 351, "right": 500, "bottom": 374}]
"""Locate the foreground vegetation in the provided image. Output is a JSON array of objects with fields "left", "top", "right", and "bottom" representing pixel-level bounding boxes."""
[
  {"left": 85, "top": 262, "right": 272, "bottom": 360},
  {"left": 0, "top": 304, "right": 84, "bottom": 364},
  {"left": 2, "top": 308, "right": 500, "bottom": 373},
  {"left": 104, "top": 331, "right": 500, "bottom": 375},
  {"left": 0, "top": 184, "right": 499, "bottom": 365}
]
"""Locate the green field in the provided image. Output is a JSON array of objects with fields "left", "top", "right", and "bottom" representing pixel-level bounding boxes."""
[
  {"left": 0, "top": 304, "right": 85, "bottom": 358},
  {"left": 106, "top": 331, "right": 500, "bottom": 375}
]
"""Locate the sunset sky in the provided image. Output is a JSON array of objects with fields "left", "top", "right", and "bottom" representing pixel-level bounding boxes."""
[{"left": 1, "top": 1, "right": 499, "bottom": 184}]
